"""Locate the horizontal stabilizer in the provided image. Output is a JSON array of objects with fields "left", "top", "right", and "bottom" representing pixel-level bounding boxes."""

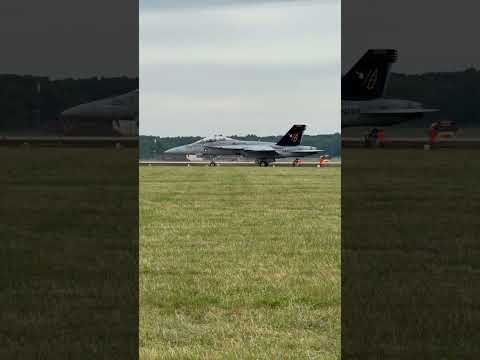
[
  {"left": 280, "top": 149, "right": 324, "bottom": 156},
  {"left": 206, "top": 144, "right": 273, "bottom": 152},
  {"left": 361, "top": 108, "right": 438, "bottom": 115}
]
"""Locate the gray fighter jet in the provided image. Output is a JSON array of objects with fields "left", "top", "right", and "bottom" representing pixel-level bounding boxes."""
[
  {"left": 165, "top": 125, "right": 323, "bottom": 166},
  {"left": 61, "top": 90, "right": 138, "bottom": 136},
  {"left": 342, "top": 49, "right": 437, "bottom": 127}
]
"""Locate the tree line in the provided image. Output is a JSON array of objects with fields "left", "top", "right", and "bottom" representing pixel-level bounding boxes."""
[
  {"left": 2, "top": 68, "right": 480, "bottom": 134},
  {"left": 0, "top": 75, "right": 138, "bottom": 132},
  {"left": 387, "top": 69, "right": 480, "bottom": 125}
]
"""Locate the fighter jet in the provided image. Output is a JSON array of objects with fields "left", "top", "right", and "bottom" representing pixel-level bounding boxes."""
[
  {"left": 61, "top": 90, "right": 138, "bottom": 136},
  {"left": 165, "top": 125, "right": 323, "bottom": 166},
  {"left": 342, "top": 49, "right": 437, "bottom": 127}
]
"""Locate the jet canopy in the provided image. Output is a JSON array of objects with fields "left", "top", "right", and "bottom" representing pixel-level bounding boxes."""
[{"left": 193, "top": 135, "right": 234, "bottom": 143}]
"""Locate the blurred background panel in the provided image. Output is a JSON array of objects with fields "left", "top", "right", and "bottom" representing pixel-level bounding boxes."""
[
  {"left": 342, "top": 1, "right": 480, "bottom": 358},
  {"left": 0, "top": 1, "right": 139, "bottom": 358}
]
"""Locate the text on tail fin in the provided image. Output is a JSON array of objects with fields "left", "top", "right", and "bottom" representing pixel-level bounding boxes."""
[
  {"left": 342, "top": 49, "right": 398, "bottom": 100},
  {"left": 276, "top": 124, "right": 306, "bottom": 146}
]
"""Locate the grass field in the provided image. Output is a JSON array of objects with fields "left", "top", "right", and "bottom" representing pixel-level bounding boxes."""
[
  {"left": 140, "top": 166, "right": 341, "bottom": 359},
  {"left": 1, "top": 148, "right": 138, "bottom": 358},
  {"left": 342, "top": 149, "right": 480, "bottom": 358}
]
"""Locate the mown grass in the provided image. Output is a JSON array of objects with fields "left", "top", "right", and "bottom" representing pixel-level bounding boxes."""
[
  {"left": 342, "top": 149, "right": 480, "bottom": 359},
  {"left": 0, "top": 148, "right": 138, "bottom": 359},
  {"left": 140, "top": 166, "right": 341, "bottom": 359}
]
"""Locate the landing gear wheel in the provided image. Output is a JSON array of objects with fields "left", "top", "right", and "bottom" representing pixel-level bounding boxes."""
[
  {"left": 259, "top": 161, "right": 269, "bottom": 167},
  {"left": 209, "top": 161, "right": 217, "bottom": 167}
]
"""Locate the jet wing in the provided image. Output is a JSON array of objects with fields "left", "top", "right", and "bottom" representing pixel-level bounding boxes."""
[
  {"left": 207, "top": 144, "right": 272, "bottom": 151},
  {"left": 206, "top": 144, "right": 323, "bottom": 158},
  {"left": 206, "top": 144, "right": 245, "bottom": 150},
  {"left": 203, "top": 144, "right": 244, "bottom": 155},
  {"left": 361, "top": 108, "right": 438, "bottom": 115},
  {"left": 245, "top": 148, "right": 323, "bottom": 158},
  {"left": 286, "top": 149, "right": 324, "bottom": 155},
  {"left": 206, "top": 144, "right": 277, "bottom": 158},
  {"left": 242, "top": 149, "right": 278, "bottom": 159}
]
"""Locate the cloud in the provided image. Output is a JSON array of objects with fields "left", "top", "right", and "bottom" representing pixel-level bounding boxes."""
[
  {"left": 140, "top": 64, "right": 338, "bottom": 96},
  {"left": 140, "top": 2, "right": 338, "bottom": 67},
  {"left": 141, "top": 92, "right": 340, "bottom": 137},
  {"left": 141, "top": 0, "right": 338, "bottom": 11},
  {"left": 140, "top": 0, "right": 340, "bottom": 136}
]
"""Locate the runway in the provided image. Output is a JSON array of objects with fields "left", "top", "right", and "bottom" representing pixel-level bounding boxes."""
[
  {"left": 0, "top": 136, "right": 138, "bottom": 148},
  {"left": 342, "top": 136, "right": 480, "bottom": 148},
  {"left": 140, "top": 160, "right": 341, "bottom": 167}
]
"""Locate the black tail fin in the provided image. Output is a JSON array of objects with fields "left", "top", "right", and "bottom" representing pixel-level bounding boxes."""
[
  {"left": 342, "top": 49, "right": 397, "bottom": 100},
  {"left": 276, "top": 125, "right": 306, "bottom": 146}
]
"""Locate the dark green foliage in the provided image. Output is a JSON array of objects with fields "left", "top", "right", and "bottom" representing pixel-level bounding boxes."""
[{"left": 388, "top": 70, "right": 480, "bottom": 125}]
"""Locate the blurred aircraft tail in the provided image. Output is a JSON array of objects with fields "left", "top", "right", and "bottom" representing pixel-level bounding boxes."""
[
  {"left": 342, "top": 49, "right": 398, "bottom": 100},
  {"left": 276, "top": 124, "right": 306, "bottom": 146}
]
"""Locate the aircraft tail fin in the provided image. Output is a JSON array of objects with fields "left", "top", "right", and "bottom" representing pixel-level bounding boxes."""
[
  {"left": 276, "top": 125, "right": 306, "bottom": 146},
  {"left": 342, "top": 49, "right": 397, "bottom": 100}
]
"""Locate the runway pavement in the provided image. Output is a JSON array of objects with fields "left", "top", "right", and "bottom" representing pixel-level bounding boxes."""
[
  {"left": 0, "top": 136, "right": 138, "bottom": 148},
  {"left": 342, "top": 136, "right": 480, "bottom": 148},
  {"left": 139, "top": 160, "right": 341, "bottom": 167}
]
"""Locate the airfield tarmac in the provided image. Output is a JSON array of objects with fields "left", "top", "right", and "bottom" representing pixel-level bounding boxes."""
[
  {"left": 140, "top": 165, "right": 341, "bottom": 359},
  {"left": 342, "top": 136, "right": 480, "bottom": 148},
  {"left": 342, "top": 126, "right": 480, "bottom": 148},
  {"left": 140, "top": 160, "right": 341, "bottom": 167},
  {"left": 0, "top": 136, "right": 137, "bottom": 148}
]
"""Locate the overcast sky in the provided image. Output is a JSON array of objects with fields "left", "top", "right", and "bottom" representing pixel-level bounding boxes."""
[{"left": 140, "top": 0, "right": 340, "bottom": 137}]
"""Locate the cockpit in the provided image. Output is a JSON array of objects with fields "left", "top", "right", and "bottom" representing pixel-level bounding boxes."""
[{"left": 193, "top": 135, "right": 233, "bottom": 144}]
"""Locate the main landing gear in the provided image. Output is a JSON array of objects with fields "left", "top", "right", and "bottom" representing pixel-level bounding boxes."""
[
  {"left": 292, "top": 158, "right": 303, "bottom": 167},
  {"left": 363, "top": 128, "right": 385, "bottom": 148},
  {"left": 209, "top": 160, "right": 217, "bottom": 166},
  {"left": 255, "top": 159, "right": 272, "bottom": 167}
]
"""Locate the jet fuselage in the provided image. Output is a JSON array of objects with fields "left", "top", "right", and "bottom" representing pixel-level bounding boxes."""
[
  {"left": 342, "top": 98, "right": 432, "bottom": 127},
  {"left": 61, "top": 90, "right": 138, "bottom": 136},
  {"left": 166, "top": 139, "right": 319, "bottom": 159}
]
